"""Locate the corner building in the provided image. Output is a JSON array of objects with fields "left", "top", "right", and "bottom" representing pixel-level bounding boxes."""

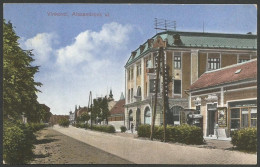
[{"left": 124, "top": 30, "right": 257, "bottom": 130}]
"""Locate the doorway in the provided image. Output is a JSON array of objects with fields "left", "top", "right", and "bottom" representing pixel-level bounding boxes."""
[
  {"left": 136, "top": 108, "right": 141, "bottom": 130},
  {"left": 207, "top": 103, "right": 217, "bottom": 136}
]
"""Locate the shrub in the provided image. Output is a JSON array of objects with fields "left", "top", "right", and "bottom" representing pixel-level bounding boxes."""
[
  {"left": 75, "top": 122, "right": 89, "bottom": 129},
  {"left": 137, "top": 124, "right": 151, "bottom": 138},
  {"left": 92, "top": 125, "right": 115, "bottom": 133},
  {"left": 3, "top": 121, "right": 36, "bottom": 164},
  {"left": 231, "top": 127, "right": 257, "bottom": 152},
  {"left": 29, "top": 122, "right": 46, "bottom": 132},
  {"left": 58, "top": 118, "right": 70, "bottom": 127},
  {"left": 137, "top": 124, "right": 203, "bottom": 145},
  {"left": 120, "top": 126, "right": 127, "bottom": 133}
]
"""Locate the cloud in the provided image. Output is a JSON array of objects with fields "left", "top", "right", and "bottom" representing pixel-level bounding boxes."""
[
  {"left": 22, "top": 33, "right": 58, "bottom": 64},
  {"left": 56, "top": 22, "right": 132, "bottom": 72},
  {"left": 20, "top": 22, "right": 133, "bottom": 115}
]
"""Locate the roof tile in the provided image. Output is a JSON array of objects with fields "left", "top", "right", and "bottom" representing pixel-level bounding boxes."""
[{"left": 190, "top": 59, "right": 257, "bottom": 91}]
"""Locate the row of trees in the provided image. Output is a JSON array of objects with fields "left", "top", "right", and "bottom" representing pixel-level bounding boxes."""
[
  {"left": 3, "top": 19, "right": 51, "bottom": 122},
  {"left": 76, "top": 97, "right": 110, "bottom": 125}
]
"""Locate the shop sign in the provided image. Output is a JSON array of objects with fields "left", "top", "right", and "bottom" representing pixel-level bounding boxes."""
[{"left": 217, "top": 107, "right": 227, "bottom": 127}]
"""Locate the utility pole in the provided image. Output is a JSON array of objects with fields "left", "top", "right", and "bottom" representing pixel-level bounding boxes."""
[
  {"left": 150, "top": 47, "right": 163, "bottom": 140},
  {"left": 88, "top": 91, "right": 93, "bottom": 129},
  {"left": 161, "top": 50, "right": 166, "bottom": 142}
]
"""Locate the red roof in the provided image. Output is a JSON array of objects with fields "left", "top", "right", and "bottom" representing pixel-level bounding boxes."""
[
  {"left": 110, "top": 99, "right": 125, "bottom": 115},
  {"left": 190, "top": 59, "right": 257, "bottom": 91}
]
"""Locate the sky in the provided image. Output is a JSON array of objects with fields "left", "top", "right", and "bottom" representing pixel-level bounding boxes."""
[{"left": 3, "top": 4, "right": 257, "bottom": 115}]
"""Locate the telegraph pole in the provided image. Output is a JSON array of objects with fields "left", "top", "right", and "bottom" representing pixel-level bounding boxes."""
[
  {"left": 88, "top": 91, "right": 93, "bottom": 129},
  {"left": 150, "top": 47, "right": 163, "bottom": 140},
  {"left": 161, "top": 50, "right": 166, "bottom": 142}
]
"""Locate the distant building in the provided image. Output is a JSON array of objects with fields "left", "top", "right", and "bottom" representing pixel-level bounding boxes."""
[
  {"left": 189, "top": 59, "right": 257, "bottom": 138},
  {"left": 69, "top": 111, "right": 75, "bottom": 124},
  {"left": 49, "top": 115, "right": 69, "bottom": 125},
  {"left": 108, "top": 99, "right": 125, "bottom": 131}
]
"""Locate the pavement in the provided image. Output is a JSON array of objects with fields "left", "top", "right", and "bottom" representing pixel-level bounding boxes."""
[{"left": 52, "top": 125, "right": 257, "bottom": 164}]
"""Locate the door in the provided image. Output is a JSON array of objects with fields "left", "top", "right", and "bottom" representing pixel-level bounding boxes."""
[
  {"left": 207, "top": 103, "right": 217, "bottom": 136},
  {"left": 207, "top": 109, "right": 216, "bottom": 136},
  {"left": 136, "top": 108, "right": 141, "bottom": 129}
]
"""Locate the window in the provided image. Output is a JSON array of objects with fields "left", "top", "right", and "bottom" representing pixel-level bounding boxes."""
[
  {"left": 208, "top": 58, "right": 220, "bottom": 70},
  {"left": 230, "top": 107, "right": 257, "bottom": 129},
  {"left": 144, "top": 107, "right": 151, "bottom": 125},
  {"left": 231, "top": 108, "right": 240, "bottom": 129},
  {"left": 131, "top": 88, "right": 133, "bottom": 100},
  {"left": 173, "top": 109, "right": 180, "bottom": 122},
  {"left": 129, "top": 110, "right": 133, "bottom": 121},
  {"left": 174, "top": 52, "right": 181, "bottom": 69},
  {"left": 128, "top": 69, "right": 130, "bottom": 81},
  {"left": 239, "top": 59, "right": 250, "bottom": 63},
  {"left": 251, "top": 108, "right": 257, "bottom": 127},
  {"left": 174, "top": 80, "right": 181, "bottom": 94},
  {"left": 136, "top": 64, "right": 141, "bottom": 76},
  {"left": 137, "top": 86, "right": 141, "bottom": 97},
  {"left": 196, "top": 105, "right": 201, "bottom": 114},
  {"left": 131, "top": 68, "right": 134, "bottom": 79},
  {"left": 128, "top": 89, "right": 130, "bottom": 103}
]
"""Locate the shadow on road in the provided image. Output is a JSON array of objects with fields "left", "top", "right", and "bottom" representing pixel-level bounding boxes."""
[
  {"left": 35, "top": 138, "right": 59, "bottom": 144},
  {"left": 33, "top": 153, "right": 51, "bottom": 159}
]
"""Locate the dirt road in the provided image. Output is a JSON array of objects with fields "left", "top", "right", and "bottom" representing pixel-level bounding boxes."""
[{"left": 30, "top": 128, "right": 133, "bottom": 164}]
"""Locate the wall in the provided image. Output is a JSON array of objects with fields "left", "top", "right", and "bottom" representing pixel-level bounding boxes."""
[
  {"left": 198, "top": 52, "right": 207, "bottom": 77},
  {"left": 221, "top": 53, "right": 237, "bottom": 67},
  {"left": 181, "top": 52, "right": 191, "bottom": 99},
  {"left": 108, "top": 121, "right": 124, "bottom": 131}
]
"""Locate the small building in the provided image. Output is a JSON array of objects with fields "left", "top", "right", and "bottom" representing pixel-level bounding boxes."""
[
  {"left": 108, "top": 99, "right": 125, "bottom": 131},
  {"left": 189, "top": 59, "right": 257, "bottom": 138}
]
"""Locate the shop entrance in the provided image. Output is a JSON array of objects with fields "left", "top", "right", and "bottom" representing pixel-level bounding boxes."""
[{"left": 207, "top": 103, "right": 217, "bottom": 136}]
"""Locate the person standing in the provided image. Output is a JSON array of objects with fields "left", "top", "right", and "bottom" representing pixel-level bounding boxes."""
[{"left": 131, "top": 123, "right": 134, "bottom": 133}]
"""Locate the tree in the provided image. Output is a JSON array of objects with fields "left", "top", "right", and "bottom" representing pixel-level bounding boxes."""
[
  {"left": 92, "top": 97, "right": 110, "bottom": 124},
  {"left": 101, "top": 97, "right": 110, "bottom": 124},
  {"left": 79, "top": 112, "right": 90, "bottom": 123},
  {"left": 3, "top": 20, "right": 42, "bottom": 122}
]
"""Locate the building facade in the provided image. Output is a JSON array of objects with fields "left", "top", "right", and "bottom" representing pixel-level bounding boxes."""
[
  {"left": 124, "top": 30, "right": 257, "bottom": 130},
  {"left": 189, "top": 59, "right": 257, "bottom": 138}
]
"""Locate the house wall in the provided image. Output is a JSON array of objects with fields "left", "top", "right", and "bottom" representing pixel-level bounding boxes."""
[
  {"left": 190, "top": 82, "right": 257, "bottom": 137},
  {"left": 221, "top": 53, "right": 237, "bottom": 67},
  {"left": 182, "top": 52, "right": 191, "bottom": 99}
]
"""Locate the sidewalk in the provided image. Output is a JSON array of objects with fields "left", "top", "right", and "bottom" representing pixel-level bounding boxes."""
[{"left": 52, "top": 125, "right": 256, "bottom": 164}]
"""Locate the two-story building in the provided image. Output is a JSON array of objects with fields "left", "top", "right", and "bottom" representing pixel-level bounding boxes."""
[{"left": 124, "top": 30, "right": 257, "bottom": 130}]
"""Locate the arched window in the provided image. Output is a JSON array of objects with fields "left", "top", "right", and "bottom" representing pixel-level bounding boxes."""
[
  {"left": 144, "top": 107, "right": 151, "bottom": 125},
  {"left": 129, "top": 110, "right": 133, "bottom": 121},
  {"left": 128, "top": 89, "right": 130, "bottom": 102},
  {"left": 137, "top": 86, "right": 141, "bottom": 97}
]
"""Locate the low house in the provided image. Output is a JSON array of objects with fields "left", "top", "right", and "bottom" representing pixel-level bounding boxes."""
[
  {"left": 69, "top": 111, "right": 75, "bottom": 124},
  {"left": 189, "top": 59, "right": 257, "bottom": 138},
  {"left": 108, "top": 99, "right": 125, "bottom": 130}
]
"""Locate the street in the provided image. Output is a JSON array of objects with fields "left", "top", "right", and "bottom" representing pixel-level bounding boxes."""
[
  {"left": 46, "top": 125, "right": 256, "bottom": 164},
  {"left": 30, "top": 127, "right": 133, "bottom": 164}
]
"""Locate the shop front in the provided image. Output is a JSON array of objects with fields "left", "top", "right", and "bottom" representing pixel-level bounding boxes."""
[{"left": 189, "top": 59, "right": 257, "bottom": 139}]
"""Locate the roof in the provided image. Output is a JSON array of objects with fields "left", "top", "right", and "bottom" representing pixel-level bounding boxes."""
[
  {"left": 190, "top": 59, "right": 257, "bottom": 91},
  {"left": 77, "top": 107, "right": 88, "bottom": 116},
  {"left": 109, "top": 99, "right": 125, "bottom": 115},
  {"left": 125, "top": 30, "right": 257, "bottom": 67}
]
